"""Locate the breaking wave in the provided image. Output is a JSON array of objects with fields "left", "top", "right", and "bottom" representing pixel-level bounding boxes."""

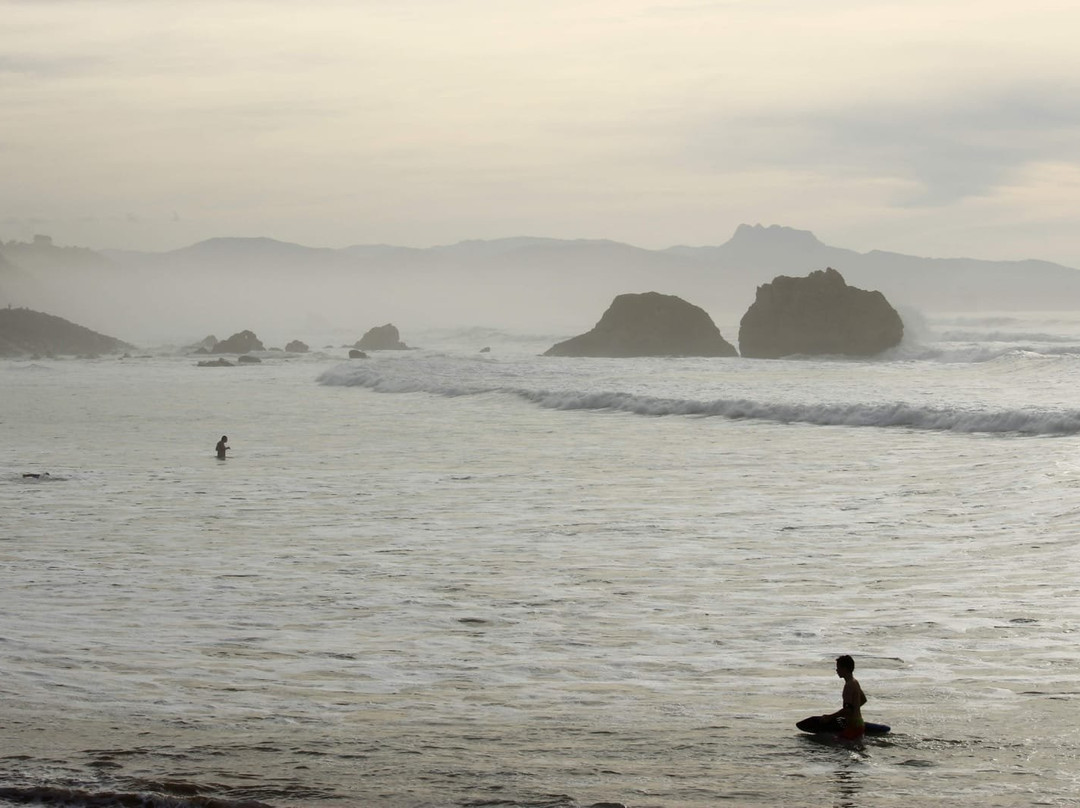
[
  {"left": 900, "top": 344, "right": 1080, "bottom": 363},
  {"left": 317, "top": 363, "right": 1080, "bottom": 435}
]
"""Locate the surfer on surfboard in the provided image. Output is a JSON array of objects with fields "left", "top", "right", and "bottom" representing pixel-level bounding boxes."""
[
  {"left": 822, "top": 654, "right": 866, "bottom": 740},
  {"left": 796, "top": 654, "right": 889, "bottom": 737}
]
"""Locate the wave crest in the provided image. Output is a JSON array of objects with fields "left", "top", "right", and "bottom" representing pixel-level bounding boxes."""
[{"left": 317, "top": 363, "right": 1080, "bottom": 435}]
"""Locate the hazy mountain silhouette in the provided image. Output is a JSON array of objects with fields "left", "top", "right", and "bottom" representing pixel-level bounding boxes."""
[{"left": 3, "top": 225, "right": 1080, "bottom": 345}]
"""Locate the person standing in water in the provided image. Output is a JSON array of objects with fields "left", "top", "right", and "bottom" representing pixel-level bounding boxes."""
[
  {"left": 824, "top": 654, "right": 866, "bottom": 740},
  {"left": 215, "top": 435, "right": 230, "bottom": 459}
]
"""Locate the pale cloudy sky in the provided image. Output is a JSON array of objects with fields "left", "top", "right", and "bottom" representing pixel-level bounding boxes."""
[{"left": 3, "top": 0, "right": 1080, "bottom": 264}]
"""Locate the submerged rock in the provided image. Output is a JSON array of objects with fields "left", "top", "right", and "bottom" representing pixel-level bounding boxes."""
[
  {"left": 197, "top": 358, "right": 233, "bottom": 367},
  {"left": 544, "top": 291, "right": 737, "bottom": 358},
  {"left": 738, "top": 267, "right": 904, "bottom": 358}
]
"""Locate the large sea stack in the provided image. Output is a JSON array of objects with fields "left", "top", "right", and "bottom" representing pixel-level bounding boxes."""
[
  {"left": 0, "top": 307, "right": 134, "bottom": 357},
  {"left": 544, "top": 292, "right": 738, "bottom": 358},
  {"left": 738, "top": 268, "right": 903, "bottom": 358}
]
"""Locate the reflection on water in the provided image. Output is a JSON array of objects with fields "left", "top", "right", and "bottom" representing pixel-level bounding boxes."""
[{"left": 832, "top": 764, "right": 865, "bottom": 808}]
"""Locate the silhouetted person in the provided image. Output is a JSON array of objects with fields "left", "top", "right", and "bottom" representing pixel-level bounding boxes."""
[
  {"left": 216, "top": 435, "right": 230, "bottom": 459},
  {"left": 823, "top": 654, "right": 866, "bottom": 740}
]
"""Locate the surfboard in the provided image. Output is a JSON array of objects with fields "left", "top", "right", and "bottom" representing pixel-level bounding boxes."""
[{"left": 796, "top": 715, "right": 891, "bottom": 736}]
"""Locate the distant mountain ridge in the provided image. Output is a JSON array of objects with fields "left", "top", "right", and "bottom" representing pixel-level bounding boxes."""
[
  {"left": 94, "top": 224, "right": 1080, "bottom": 303},
  {"left": 5, "top": 224, "right": 1080, "bottom": 344}
]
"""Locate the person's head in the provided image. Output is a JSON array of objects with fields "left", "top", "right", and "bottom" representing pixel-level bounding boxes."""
[
  {"left": 835, "top": 655, "right": 855, "bottom": 677},
  {"left": 221, "top": 435, "right": 228, "bottom": 441}
]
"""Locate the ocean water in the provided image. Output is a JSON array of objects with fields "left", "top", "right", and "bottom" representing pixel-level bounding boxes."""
[{"left": 3, "top": 313, "right": 1080, "bottom": 808}]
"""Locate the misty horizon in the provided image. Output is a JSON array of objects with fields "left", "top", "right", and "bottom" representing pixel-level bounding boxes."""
[
  {"left": 6, "top": 222, "right": 1080, "bottom": 270},
  {"left": 4, "top": 222, "right": 1080, "bottom": 350}
]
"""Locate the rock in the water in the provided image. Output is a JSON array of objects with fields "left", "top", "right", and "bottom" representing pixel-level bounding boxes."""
[
  {"left": 356, "top": 324, "right": 409, "bottom": 351},
  {"left": 212, "top": 330, "right": 264, "bottom": 353},
  {"left": 237, "top": 354, "right": 262, "bottom": 364},
  {"left": 186, "top": 335, "right": 218, "bottom": 354},
  {"left": 197, "top": 358, "right": 233, "bottom": 367},
  {"left": 285, "top": 339, "right": 309, "bottom": 353},
  {"left": 0, "top": 306, "right": 134, "bottom": 357},
  {"left": 738, "top": 267, "right": 903, "bottom": 358},
  {"left": 544, "top": 291, "right": 737, "bottom": 357},
  {"left": 348, "top": 349, "right": 368, "bottom": 359}
]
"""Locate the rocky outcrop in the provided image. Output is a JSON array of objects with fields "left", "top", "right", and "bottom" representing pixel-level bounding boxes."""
[
  {"left": 187, "top": 335, "right": 218, "bottom": 354},
  {"left": 285, "top": 339, "right": 309, "bottom": 353},
  {"left": 356, "top": 324, "right": 409, "bottom": 351},
  {"left": 212, "top": 330, "right": 264, "bottom": 353},
  {"left": 738, "top": 267, "right": 903, "bottom": 358},
  {"left": 544, "top": 292, "right": 738, "bottom": 358},
  {"left": 0, "top": 306, "right": 134, "bottom": 357},
  {"left": 348, "top": 349, "right": 368, "bottom": 359}
]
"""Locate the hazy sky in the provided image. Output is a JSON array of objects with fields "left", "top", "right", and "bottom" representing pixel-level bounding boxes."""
[{"left": 4, "top": 0, "right": 1080, "bottom": 265}]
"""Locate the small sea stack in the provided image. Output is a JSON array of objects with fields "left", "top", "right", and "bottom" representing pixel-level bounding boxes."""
[
  {"left": 212, "top": 330, "right": 265, "bottom": 354},
  {"left": 356, "top": 324, "right": 410, "bottom": 351}
]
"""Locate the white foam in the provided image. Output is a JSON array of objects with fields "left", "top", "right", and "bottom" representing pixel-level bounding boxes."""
[{"left": 317, "top": 360, "right": 1080, "bottom": 435}]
